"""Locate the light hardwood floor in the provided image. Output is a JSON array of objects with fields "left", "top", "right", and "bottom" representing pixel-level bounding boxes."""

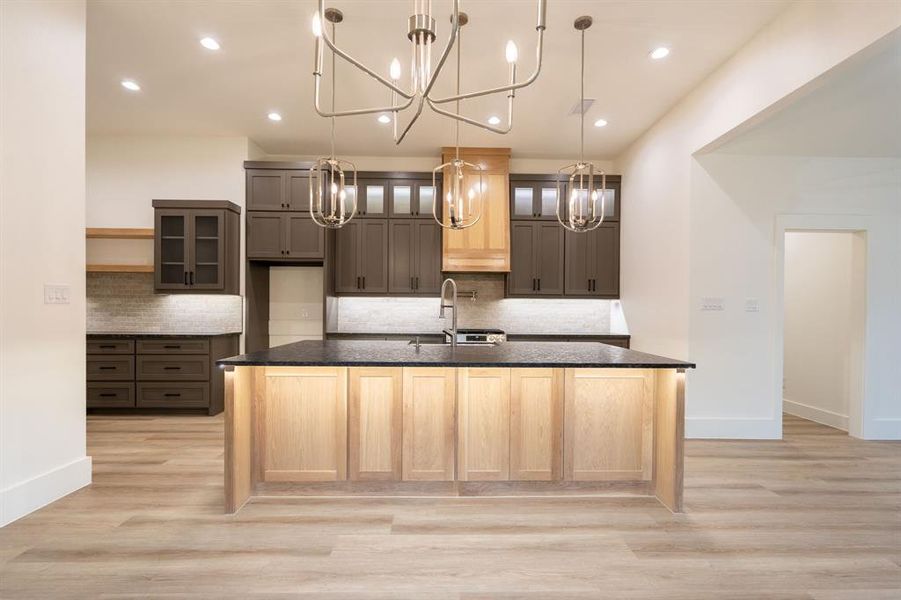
[{"left": 1, "top": 414, "right": 898, "bottom": 599}]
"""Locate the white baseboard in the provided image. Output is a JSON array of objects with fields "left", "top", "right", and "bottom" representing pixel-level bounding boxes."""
[
  {"left": 783, "top": 399, "right": 849, "bottom": 431},
  {"left": 686, "top": 417, "right": 780, "bottom": 439},
  {"left": 865, "top": 418, "right": 901, "bottom": 440},
  {"left": 1, "top": 456, "right": 92, "bottom": 527}
]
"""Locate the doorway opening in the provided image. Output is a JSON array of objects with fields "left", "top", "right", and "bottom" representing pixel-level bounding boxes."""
[{"left": 782, "top": 230, "right": 867, "bottom": 437}]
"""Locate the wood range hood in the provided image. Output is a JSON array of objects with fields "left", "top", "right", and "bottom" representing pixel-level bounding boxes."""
[{"left": 440, "top": 147, "right": 511, "bottom": 273}]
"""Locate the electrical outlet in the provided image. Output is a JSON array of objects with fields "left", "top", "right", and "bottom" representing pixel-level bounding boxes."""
[
  {"left": 700, "top": 297, "right": 725, "bottom": 311},
  {"left": 44, "top": 284, "right": 70, "bottom": 305}
]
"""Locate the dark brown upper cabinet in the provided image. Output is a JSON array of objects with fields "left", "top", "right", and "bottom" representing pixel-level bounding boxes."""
[
  {"left": 388, "top": 220, "right": 442, "bottom": 295},
  {"left": 153, "top": 200, "right": 240, "bottom": 294},
  {"left": 510, "top": 174, "right": 620, "bottom": 222},
  {"left": 564, "top": 223, "right": 620, "bottom": 298},
  {"left": 247, "top": 212, "right": 324, "bottom": 261},
  {"left": 246, "top": 169, "right": 287, "bottom": 211},
  {"left": 507, "top": 221, "right": 565, "bottom": 296},
  {"left": 335, "top": 220, "right": 389, "bottom": 294},
  {"left": 247, "top": 169, "right": 314, "bottom": 213}
]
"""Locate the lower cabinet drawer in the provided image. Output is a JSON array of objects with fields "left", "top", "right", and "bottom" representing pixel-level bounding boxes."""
[
  {"left": 136, "top": 339, "right": 210, "bottom": 355},
  {"left": 136, "top": 355, "right": 209, "bottom": 381},
  {"left": 86, "top": 339, "right": 135, "bottom": 354},
  {"left": 87, "top": 356, "right": 135, "bottom": 381},
  {"left": 87, "top": 383, "right": 135, "bottom": 408},
  {"left": 137, "top": 383, "right": 210, "bottom": 408}
]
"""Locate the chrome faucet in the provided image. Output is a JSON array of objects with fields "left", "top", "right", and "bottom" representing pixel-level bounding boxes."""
[{"left": 439, "top": 277, "right": 458, "bottom": 347}]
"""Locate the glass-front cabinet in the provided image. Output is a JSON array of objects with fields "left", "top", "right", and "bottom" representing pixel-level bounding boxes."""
[
  {"left": 510, "top": 176, "right": 620, "bottom": 221},
  {"left": 152, "top": 200, "right": 241, "bottom": 294}
]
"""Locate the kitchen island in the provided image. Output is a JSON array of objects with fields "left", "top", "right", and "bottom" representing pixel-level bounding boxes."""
[{"left": 219, "top": 340, "right": 694, "bottom": 513}]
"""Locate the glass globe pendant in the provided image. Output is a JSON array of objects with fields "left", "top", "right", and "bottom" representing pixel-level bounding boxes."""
[
  {"left": 556, "top": 15, "right": 607, "bottom": 234},
  {"left": 310, "top": 8, "right": 357, "bottom": 229}
]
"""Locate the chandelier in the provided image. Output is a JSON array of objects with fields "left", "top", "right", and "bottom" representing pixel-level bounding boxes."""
[
  {"left": 556, "top": 16, "right": 607, "bottom": 233},
  {"left": 309, "top": 10, "right": 357, "bottom": 229},
  {"left": 312, "top": 0, "right": 547, "bottom": 144}
]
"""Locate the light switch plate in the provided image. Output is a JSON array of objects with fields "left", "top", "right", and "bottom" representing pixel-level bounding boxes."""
[
  {"left": 744, "top": 298, "right": 760, "bottom": 312},
  {"left": 44, "top": 284, "right": 70, "bottom": 305},
  {"left": 700, "top": 297, "right": 725, "bottom": 311}
]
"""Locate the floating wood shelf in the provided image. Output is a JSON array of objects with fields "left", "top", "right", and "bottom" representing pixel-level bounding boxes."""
[
  {"left": 86, "top": 264, "right": 154, "bottom": 273},
  {"left": 86, "top": 227, "right": 154, "bottom": 239}
]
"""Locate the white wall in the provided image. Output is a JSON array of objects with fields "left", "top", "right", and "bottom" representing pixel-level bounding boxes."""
[
  {"left": 614, "top": 1, "right": 901, "bottom": 439},
  {"left": 1, "top": 0, "right": 90, "bottom": 526},
  {"left": 269, "top": 267, "right": 323, "bottom": 347},
  {"left": 783, "top": 231, "right": 865, "bottom": 431}
]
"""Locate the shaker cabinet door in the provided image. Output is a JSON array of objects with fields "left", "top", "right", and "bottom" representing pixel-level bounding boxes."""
[
  {"left": 246, "top": 169, "right": 286, "bottom": 211},
  {"left": 334, "top": 221, "right": 361, "bottom": 293},
  {"left": 591, "top": 223, "right": 620, "bottom": 297},
  {"left": 507, "top": 222, "right": 537, "bottom": 295},
  {"left": 388, "top": 221, "right": 415, "bottom": 294},
  {"left": 359, "top": 220, "right": 389, "bottom": 293},
  {"left": 247, "top": 213, "right": 285, "bottom": 259},
  {"left": 155, "top": 210, "right": 190, "bottom": 290},
  {"left": 534, "top": 222, "right": 564, "bottom": 295},
  {"left": 413, "top": 220, "right": 442, "bottom": 295},
  {"left": 285, "top": 215, "right": 325, "bottom": 260},
  {"left": 188, "top": 209, "right": 226, "bottom": 290}
]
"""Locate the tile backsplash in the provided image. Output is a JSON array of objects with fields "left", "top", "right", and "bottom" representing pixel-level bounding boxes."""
[
  {"left": 331, "top": 274, "right": 624, "bottom": 335},
  {"left": 87, "top": 273, "right": 243, "bottom": 334}
]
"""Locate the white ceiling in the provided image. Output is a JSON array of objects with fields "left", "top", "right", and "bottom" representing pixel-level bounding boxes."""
[
  {"left": 87, "top": 0, "right": 788, "bottom": 159},
  {"left": 713, "top": 31, "right": 901, "bottom": 158}
]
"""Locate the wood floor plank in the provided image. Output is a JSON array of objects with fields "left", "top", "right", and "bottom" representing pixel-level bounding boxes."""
[{"left": 0, "top": 413, "right": 898, "bottom": 599}]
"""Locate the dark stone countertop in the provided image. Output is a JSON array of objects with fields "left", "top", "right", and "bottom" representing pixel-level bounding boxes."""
[
  {"left": 88, "top": 332, "right": 241, "bottom": 338},
  {"left": 326, "top": 332, "right": 630, "bottom": 340},
  {"left": 217, "top": 340, "right": 694, "bottom": 369}
]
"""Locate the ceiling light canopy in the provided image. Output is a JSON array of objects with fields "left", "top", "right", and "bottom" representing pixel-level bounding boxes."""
[
  {"left": 311, "top": 0, "right": 547, "bottom": 145},
  {"left": 556, "top": 16, "right": 607, "bottom": 234},
  {"left": 120, "top": 79, "right": 140, "bottom": 91},
  {"left": 267, "top": 112, "right": 282, "bottom": 121},
  {"left": 200, "top": 37, "right": 220, "bottom": 50},
  {"left": 650, "top": 46, "right": 670, "bottom": 60}
]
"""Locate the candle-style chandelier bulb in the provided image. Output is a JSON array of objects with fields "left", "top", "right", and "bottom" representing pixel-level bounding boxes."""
[{"left": 556, "top": 15, "right": 607, "bottom": 233}]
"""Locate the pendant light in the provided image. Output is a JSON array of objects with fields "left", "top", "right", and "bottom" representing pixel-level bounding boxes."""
[
  {"left": 309, "top": 8, "right": 357, "bottom": 229},
  {"left": 432, "top": 13, "right": 483, "bottom": 231},
  {"left": 556, "top": 16, "right": 607, "bottom": 234}
]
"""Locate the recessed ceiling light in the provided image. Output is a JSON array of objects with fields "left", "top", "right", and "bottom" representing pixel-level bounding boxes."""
[
  {"left": 650, "top": 47, "right": 670, "bottom": 60},
  {"left": 377, "top": 114, "right": 391, "bottom": 124},
  {"left": 200, "top": 37, "right": 220, "bottom": 51},
  {"left": 488, "top": 116, "right": 501, "bottom": 125},
  {"left": 267, "top": 112, "right": 282, "bottom": 122},
  {"left": 120, "top": 79, "right": 141, "bottom": 91},
  {"left": 593, "top": 118, "right": 608, "bottom": 128}
]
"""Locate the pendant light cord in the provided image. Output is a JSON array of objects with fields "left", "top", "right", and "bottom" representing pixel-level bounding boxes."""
[
  {"left": 579, "top": 28, "right": 584, "bottom": 165},
  {"left": 455, "top": 20, "right": 461, "bottom": 161},
  {"left": 330, "top": 22, "right": 337, "bottom": 159}
]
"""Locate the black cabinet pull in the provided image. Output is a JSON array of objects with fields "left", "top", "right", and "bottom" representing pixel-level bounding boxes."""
[
  {"left": 99, "top": 345, "right": 116, "bottom": 349},
  {"left": 414, "top": 276, "right": 419, "bottom": 290},
  {"left": 537, "top": 278, "right": 541, "bottom": 291},
  {"left": 164, "top": 393, "right": 182, "bottom": 397},
  {"left": 163, "top": 366, "right": 182, "bottom": 370},
  {"left": 163, "top": 345, "right": 181, "bottom": 349},
  {"left": 184, "top": 272, "right": 189, "bottom": 285},
  {"left": 98, "top": 366, "right": 116, "bottom": 370},
  {"left": 99, "top": 393, "right": 116, "bottom": 397},
  {"left": 189, "top": 271, "right": 194, "bottom": 285},
  {"left": 286, "top": 249, "right": 290, "bottom": 255},
  {"left": 356, "top": 276, "right": 361, "bottom": 289},
  {"left": 361, "top": 276, "right": 366, "bottom": 289}
]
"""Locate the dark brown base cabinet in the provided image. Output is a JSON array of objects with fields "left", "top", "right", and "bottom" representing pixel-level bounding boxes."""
[
  {"left": 152, "top": 200, "right": 241, "bottom": 294},
  {"left": 86, "top": 335, "right": 239, "bottom": 415}
]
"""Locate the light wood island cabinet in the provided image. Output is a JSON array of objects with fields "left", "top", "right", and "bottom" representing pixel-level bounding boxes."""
[
  {"left": 402, "top": 367, "right": 456, "bottom": 481},
  {"left": 223, "top": 341, "right": 691, "bottom": 514}
]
